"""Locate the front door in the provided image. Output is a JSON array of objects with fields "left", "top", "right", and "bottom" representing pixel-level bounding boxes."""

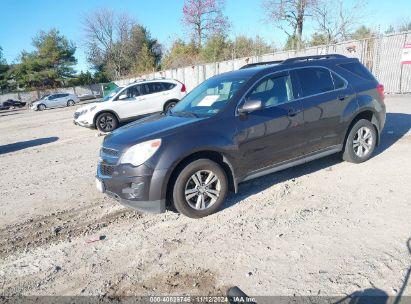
[
  {"left": 114, "top": 84, "right": 150, "bottom": 119},
  {"left": 235, "top": 72, "right": 306, "bottom": 177}
]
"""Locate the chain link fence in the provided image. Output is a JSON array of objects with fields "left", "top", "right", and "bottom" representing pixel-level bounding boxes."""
[
  {"left": 121, "top": 30, "right": 411, "bottom": 94},
  {"left": 1, "top": 31, "right": 410, "bottom": 103}
]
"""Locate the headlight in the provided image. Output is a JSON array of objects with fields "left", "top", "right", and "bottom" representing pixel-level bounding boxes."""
[{"left": 120, "top": 139, "right": 162, "bottom": 166}]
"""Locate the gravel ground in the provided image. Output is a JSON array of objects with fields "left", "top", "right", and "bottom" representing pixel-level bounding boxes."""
[{"left": 0, "top": 96, "right": 410, "bottom": 299}]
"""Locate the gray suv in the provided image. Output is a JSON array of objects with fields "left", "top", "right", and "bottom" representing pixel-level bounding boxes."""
[{"left": 96, "top": 54, "right": 386, "bottom": 218}]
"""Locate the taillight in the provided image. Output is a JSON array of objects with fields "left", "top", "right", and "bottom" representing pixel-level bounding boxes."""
[
  {"left": 180, "top": 83, "right": 186, "bottom": 93},
  {"left": 376, "top": 84, "right": 385, "bottom": 102}
]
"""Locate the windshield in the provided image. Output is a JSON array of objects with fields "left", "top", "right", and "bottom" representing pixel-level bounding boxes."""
[
  {"left": 100, "top": 87, "right": 123, "bottom": 102},
  {"left": 170, "top": 74, "right": 250, "bottom": 117}
]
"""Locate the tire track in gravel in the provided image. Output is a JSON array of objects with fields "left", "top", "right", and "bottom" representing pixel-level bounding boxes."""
[{"left": 0, "top": 200, "right": 143, "bottom": 259}]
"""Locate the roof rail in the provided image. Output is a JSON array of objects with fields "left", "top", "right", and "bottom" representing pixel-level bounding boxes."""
[
  {"left": 282, "top": 54, "right": 347, "bottom": 64},
  {"left": 239, "top": 54, "right": 347, "bottom": 70},
  {"left": 240, "top": 60, "right": 283, "bottom": 70}
]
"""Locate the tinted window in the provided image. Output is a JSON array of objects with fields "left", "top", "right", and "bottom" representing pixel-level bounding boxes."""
[
  {"left": 162, "top": 82, "right": 176, "bottom": 90},
  {"left": 296, "top": 68, "right": 334, "bottom": 96},
  {"left": 123, "top": 85, "right": 143, "bottom": 98},
  {"left": 339, "top": 61, "right": 375, "bottom": 81},
  {"left": 247, "top": 74, "right": 294, "bottom": 107},
  {"left": 143, "top": 82, "right": 164, "bottom": 94},
  {"left": 332, "top": 72, "right": 346, "bottom": 89}
]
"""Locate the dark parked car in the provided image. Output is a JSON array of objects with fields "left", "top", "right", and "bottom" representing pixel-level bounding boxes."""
[
  {"left": 96, "top": 54, "right": 386, "bottom": 218},
  {"left": 0, "top": 99, "right": 26, "bottom": 110}
]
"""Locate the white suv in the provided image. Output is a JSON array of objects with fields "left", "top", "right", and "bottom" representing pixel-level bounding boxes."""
[{"left": 74, "top": 79, "right": 186, "bottom": 132}]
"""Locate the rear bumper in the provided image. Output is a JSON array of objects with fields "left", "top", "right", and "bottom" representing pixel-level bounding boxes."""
[{"left": 96, "top": 163, "right": 168, "bottom": 214}]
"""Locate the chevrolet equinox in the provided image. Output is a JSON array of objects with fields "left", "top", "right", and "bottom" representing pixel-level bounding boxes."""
[{"left": 96, "top": 54, "right": 386, "bottom": 218}]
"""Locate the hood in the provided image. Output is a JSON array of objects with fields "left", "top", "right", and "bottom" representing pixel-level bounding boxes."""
[{"left": 103, "top": 113, "right": 203, "bottom": 150}]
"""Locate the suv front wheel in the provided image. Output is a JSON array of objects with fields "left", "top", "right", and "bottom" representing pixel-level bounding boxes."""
[
  {"left": 172, "top": 159, "right": 228, "bottom": 218},
  {"left": 343, "top": 119, "right": 377, "bottom": 163},
  {"left": 96, "top": 112, "right": 118, "bottom": 133}
]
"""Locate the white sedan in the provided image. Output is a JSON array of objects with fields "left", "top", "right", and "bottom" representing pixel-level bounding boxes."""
[{"left": 31, "top": 93, "right": 80, "bottom": 111}]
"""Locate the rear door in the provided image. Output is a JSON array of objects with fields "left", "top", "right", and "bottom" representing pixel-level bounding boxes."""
[
  {"left": 161, "top": 81, "right": 178, "bottom": 100},
  {"left": 235, "top": 71, "right": 305, "bottom": 175},
  {"left": 140, "top": 82, "right": 167, "bottom": 113},
  {"left": 59, "top": 94, "right": 69, "bottom": 106},
  {"left": 293, "top": 67, "right": 355, "bottom": 154}
]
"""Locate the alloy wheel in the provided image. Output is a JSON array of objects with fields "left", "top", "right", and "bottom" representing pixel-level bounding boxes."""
[
  {"left": 98, "top": 115, "right": 114, "bottom": 132},
  {"left": 353, "top": 126, "right": 373, "bottom": 157},
  {"left": 184, "top": 170, "right": 221, "bottom": 210}
]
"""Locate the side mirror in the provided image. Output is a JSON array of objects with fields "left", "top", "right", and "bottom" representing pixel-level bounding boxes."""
[
  {"left": 118, "top": 94, "right": 128, "bottom": 100},
  {"left": 238, "top": 99, "right": 262, "bottom": 114}
]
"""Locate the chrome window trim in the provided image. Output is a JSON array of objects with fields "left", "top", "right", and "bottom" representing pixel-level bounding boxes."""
[{"left": 235, "top": 65, "right": 349, "bottom": 116}]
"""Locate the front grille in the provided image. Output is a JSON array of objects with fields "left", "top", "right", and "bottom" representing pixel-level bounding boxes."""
[
  {"left": 101, "top": 164, "right": 115, "bottom": 176},
  {"left": 101, "top": 147, "right": 119, "bottom": 157},
  {"left": 74, "top": 112, "right": 80, "bottom": 119}
]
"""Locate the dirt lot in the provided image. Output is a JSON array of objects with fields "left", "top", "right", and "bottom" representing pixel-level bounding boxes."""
[{"left": 0, "top": 96, "right": 410, "bottom": 299}]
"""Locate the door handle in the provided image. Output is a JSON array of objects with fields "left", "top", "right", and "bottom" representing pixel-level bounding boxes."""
[
  {"left": 338, "top": 94, "right": 348, "bottom": 101},
  {"left": 139, "top": 97, "right": 146, "bottom": 101},
  {"left": 163, "top": 92, "right": 169, "bottom": 95},
  {"left": 288, "top": 108, "right": 301, "bottom": 117}
]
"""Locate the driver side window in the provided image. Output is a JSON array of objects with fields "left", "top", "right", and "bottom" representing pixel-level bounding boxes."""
[
  {"left": 247, "top": 73, "right": 294, "bottom": 108},
  {"left": 119, "top": 85, "right": 143, "bottom": 100}
]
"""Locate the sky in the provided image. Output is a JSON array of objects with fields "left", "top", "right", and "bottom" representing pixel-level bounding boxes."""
[{"left": 0, "top": 0, "right": 410, "bottom": 72}]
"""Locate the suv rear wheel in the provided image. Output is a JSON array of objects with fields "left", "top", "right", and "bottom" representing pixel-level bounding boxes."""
[
  {"left": 96, "top": 112, "right": 118, "bottom": 133},
  {"left": 172, "top": 159, "right": 228, "bottom": 218},
  {"left": 164, "top": 101, "right": 177, "bottom": 112},
  {"left": 343, "top": 119, "right": 377, "bottom": 163}
]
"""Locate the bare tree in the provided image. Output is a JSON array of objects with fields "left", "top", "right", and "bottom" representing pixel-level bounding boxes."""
[
  {"left": 83, "top": 9, "right": 160, "bottom": 78},
  {"left": 262, "top": 0, "right": 317, "bottom": 50},
  {"left": 83, "top": 8, "right": 116, "bottom": 66},
  {"left": 312, "top": 0, "right": 366, "bottom": 44},
  {"left": 396, "top": 17, "right": 411, "bottom": 32},
  {"left": 182, "top": 0, "right": 230, "bottom": 47}
]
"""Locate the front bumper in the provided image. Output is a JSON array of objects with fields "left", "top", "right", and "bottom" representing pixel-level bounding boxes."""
[
  {"left": 73, "top": 119, "right": 94, "bottom": 128},
  {"left": 73, "top": 112, "right": 95, "bottom": 128},
  {"left": 96, "top": 162, "right": 167, "bottom": 214}
]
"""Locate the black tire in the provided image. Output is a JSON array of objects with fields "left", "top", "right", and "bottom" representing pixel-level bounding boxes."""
[
  {"left": 172, "top": 159, "right": 228, "bottom": 218},
  {"left": 342, "top": 119, "right": 377, "bottom": 163},
  {"left": 37, "top": 104, "right": 46, "bottom": 111},
  {"left": 95, "top": 112, "right": 118, "bottom": 132},
  {"left": 164, "top": 101, "right": 177, "bottom": 112},
  {"left": 67, "top": 100, "right": 75, "bottom": 106}
]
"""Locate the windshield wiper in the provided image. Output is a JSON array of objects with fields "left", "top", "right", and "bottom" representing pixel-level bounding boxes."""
[{"left": 170, "top": 111, "right": 199, "bottom": 118}]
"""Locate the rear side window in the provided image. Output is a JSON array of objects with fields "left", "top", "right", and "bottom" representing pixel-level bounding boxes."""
[
  {"left": 296, "top": 67, "right": 334, "bottom": 97},
  {"left": 338, "top": 61, "right": 375, "bottom": 81},
  {"left": 162, "top": 82, "right": 177, "bottom": 90}
]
